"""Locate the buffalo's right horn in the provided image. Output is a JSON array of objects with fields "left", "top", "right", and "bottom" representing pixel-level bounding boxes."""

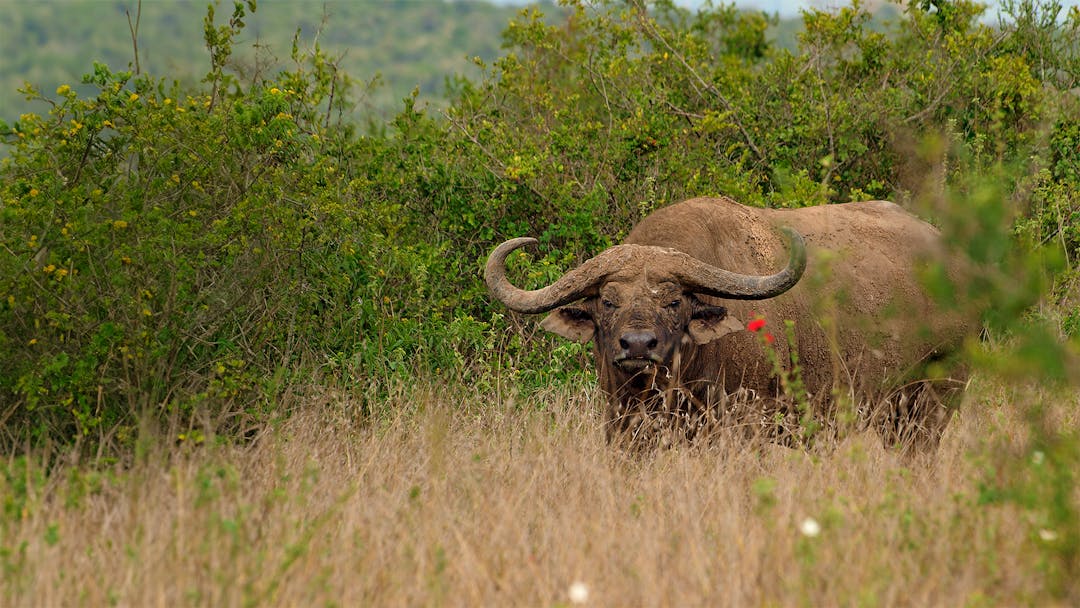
[{"left": 484, "top": 238, "right": 630, "bottom": 314}]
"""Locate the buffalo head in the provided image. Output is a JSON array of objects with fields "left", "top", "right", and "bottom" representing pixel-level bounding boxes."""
[{"left": 484, "top": 228, "right": 807, "bottom": 382}]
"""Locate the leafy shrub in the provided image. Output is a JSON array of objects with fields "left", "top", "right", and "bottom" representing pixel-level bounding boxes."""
[
  {"left": 0, "top": 1, "right": 372, "bottom": 451},
  {"left": 1, "top": 0, "right": 1079, "bottom": 463}
]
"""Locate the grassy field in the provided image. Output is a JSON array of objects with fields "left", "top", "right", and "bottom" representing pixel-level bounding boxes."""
[
  {"left": 1, "top": 374, "right": 1074, "bottom": 607},
  {"left": 2, "top": 0, "right": 1078, "bottom": 604}
]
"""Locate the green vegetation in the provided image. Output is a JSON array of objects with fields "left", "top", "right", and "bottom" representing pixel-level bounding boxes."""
[{"left": 1, "top": 0, "right": 1077, "bottom": 449}]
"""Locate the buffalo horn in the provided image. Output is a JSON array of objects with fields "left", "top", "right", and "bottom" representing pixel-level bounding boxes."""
[
  {"left": 484, "top": 237, "right": 634, "bottom": 314},
  {"left": 485, "top": 227, "right": 807, "bottom": 313},
  {"left": 672, "top": 226, "right": 807, "bottom": 299}
]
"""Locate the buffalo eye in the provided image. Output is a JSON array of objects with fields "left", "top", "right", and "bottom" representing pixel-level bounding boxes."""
[
  {"left": 602, "top": 298, "right": 616, "bottom": 309},
  {"left": 666, "top": 299, "right": 681, "bottom": 310}
]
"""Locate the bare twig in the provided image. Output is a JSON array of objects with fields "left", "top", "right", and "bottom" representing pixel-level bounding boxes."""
[
  {"left": 126, "top": 0, "right": 142, "bottom": 75},
  {"left": 442, "top": 109, "right": 548, "bottom": 203},
  {"left": 627, "top": 0, "right": 765, "bottom": 164},
  {"left": 814, "top": 63, "right": 838, "bottom": 186},
  {"left": 903, "top": 30, "right": 1009, "bottom": 125}
]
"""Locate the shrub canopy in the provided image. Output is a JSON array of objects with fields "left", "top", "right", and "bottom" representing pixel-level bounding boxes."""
[{"left": 0, "top": 0, "right": 1078, "bottom": 454}]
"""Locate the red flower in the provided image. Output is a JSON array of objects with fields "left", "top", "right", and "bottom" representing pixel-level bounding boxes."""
[
  {"left": 764, "top": 332, "right": 775, "bottom": 344},
  {"left": 747, "top": 318, "right": 766, "bottom": 332}
]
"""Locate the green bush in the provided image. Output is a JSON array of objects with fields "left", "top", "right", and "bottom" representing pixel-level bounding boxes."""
[
  {"left": 1, "top": 0, "right": 1079, "bottom": 462},
  {"left": 0, "top": 1, "right": 372, "bottom": 450},
  {"left": 415, "top": 0, "right": 1080, "bottom": 303}
]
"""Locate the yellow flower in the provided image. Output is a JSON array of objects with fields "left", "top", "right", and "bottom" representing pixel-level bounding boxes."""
[
  {"left": 269, "top": 87, "right": 281, "bottom": 95},
  {"left": 142, "top": 308, "right": 152, "bottom": 317},
  {"left": 128, "top": 92, "right": 139, "bottom": 102},
  {"left": 56, "top": 84, "right": 71, "bottom": 96},
  {"left": 121, "top": 256, "right": 132, "bottom": 265},
  {"left": 28, "top": 339, "right": 37, "bottom": 346},
  {"left": 54, "top": 268, "right": 68, "bottom": 279},
  {"left": 171, "top": 174, "right": 180, "bottom": 184},
  {"left": 29, "top": 188, "right": 39, "bottom": 197},
  {"left": 43, "top": 264, "right": 56, "bottom": 274},
  {"left": 112, "top": 220, "right": 128, "bottom": 229}
]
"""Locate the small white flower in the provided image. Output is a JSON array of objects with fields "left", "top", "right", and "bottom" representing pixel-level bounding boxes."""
[
  {"left": 1032, "top": 450, "right": 1045, "bottom": 466},
  {"left": 799, "top": 517, "right": 821, "bottom": 537},
  {"left": 568, "top": 581, "right": 590, "bottom": 604},
  {"left": 1039, "top": 528, "right": 1058, "bottom": 542}
]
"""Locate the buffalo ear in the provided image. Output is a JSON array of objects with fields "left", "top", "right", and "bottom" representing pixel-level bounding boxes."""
[
  {"left": 540, "top": 306, "right": 595, "bottom": 343},
  {"left": 687, "top": 304, "right": 744, "bottom": 344}
]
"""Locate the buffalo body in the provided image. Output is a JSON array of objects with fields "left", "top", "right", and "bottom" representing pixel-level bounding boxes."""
[{"left": 487, "top": 197, "right": 977, "bottom": 452}]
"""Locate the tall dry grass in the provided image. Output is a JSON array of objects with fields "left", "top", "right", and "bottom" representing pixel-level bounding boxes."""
[{"left": 1, "top": 377, "right": 1074, "bottom": 607}]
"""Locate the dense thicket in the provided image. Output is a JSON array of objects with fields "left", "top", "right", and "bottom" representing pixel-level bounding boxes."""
[{"left": 0, "top": 0, "right": 1077, "bottom": 455}]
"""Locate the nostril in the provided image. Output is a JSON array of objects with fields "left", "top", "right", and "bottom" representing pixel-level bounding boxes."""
[{"left": 620, "top": 331, "right": 658, "bottom": 356}]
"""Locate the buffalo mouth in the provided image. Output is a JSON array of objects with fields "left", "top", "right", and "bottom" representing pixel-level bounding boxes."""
[{"left": 614, "top": 356, "right": 662, "bottom": 373}]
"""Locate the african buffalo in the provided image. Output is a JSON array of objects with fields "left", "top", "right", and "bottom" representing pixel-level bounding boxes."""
[{"left": 485, "top": 196, "right": 978, "bottom": 453}]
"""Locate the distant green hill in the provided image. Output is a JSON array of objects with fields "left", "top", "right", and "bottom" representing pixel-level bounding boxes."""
[{"left": 0, "top": 0, "right": 542, "bottom": 123}]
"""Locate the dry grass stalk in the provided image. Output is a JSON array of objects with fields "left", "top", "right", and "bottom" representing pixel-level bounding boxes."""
[{"left": 1, "top": 378, "right": 1073, "bottom": 606}]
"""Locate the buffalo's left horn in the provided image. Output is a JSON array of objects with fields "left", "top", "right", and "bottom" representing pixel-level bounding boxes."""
[{"left": 672, "top": 226, "right": 807, "bottom": 299}]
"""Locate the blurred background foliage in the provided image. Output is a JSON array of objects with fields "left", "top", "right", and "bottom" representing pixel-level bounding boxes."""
[
  {"left": 0, "top": 0, "right": 539, "bottom": 123},
  {"left": 0, "top": 0, "right": 1077, "bottom": 457}
]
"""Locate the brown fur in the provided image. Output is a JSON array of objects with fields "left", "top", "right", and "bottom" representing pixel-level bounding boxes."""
[{"left": 542, "top": 197, "right": 978, "bottom": 454}]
